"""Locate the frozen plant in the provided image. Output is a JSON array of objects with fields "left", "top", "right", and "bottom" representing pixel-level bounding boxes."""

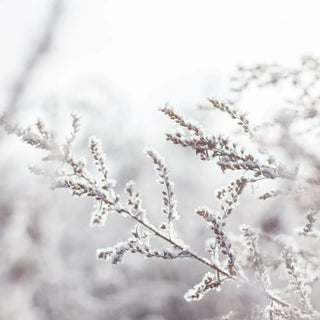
[{"left": 3, "top": 56, "right": 320, "bottom": 319}]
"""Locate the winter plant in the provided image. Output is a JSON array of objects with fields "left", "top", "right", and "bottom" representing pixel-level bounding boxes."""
[{"left": 3, "top": 56, "right": 320, "bottom": 319}]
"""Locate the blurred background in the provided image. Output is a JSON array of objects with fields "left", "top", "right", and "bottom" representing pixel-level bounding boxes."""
[{"left": 1, "top": 1, "right": 320, "bottom": 319}]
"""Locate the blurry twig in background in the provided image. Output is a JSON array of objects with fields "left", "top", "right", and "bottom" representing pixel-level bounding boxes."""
[{"left": 6, "top": 0, "right": 64, "bottom": 116}]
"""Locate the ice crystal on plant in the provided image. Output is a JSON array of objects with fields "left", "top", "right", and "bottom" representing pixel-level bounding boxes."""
[
  {"left": 184, "top": 272, "right": 223, "bottom": 302},
  {"left": 4, "top": 56, "right": 320, "bottom": 319}
]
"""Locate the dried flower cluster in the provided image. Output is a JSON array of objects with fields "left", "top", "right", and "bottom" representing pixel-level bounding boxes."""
[{"left": 3, "top": 56, "right": 320, "bottom": 319}]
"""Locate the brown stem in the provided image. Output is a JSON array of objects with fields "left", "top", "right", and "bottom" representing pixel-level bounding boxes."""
[{"left": 118, "top": 207, "right": 231, "bottom": 278}]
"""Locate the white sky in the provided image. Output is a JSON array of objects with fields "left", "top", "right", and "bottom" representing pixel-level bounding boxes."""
[{"left": 1, "top": 0, "right": 320, "bottom": 123}]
